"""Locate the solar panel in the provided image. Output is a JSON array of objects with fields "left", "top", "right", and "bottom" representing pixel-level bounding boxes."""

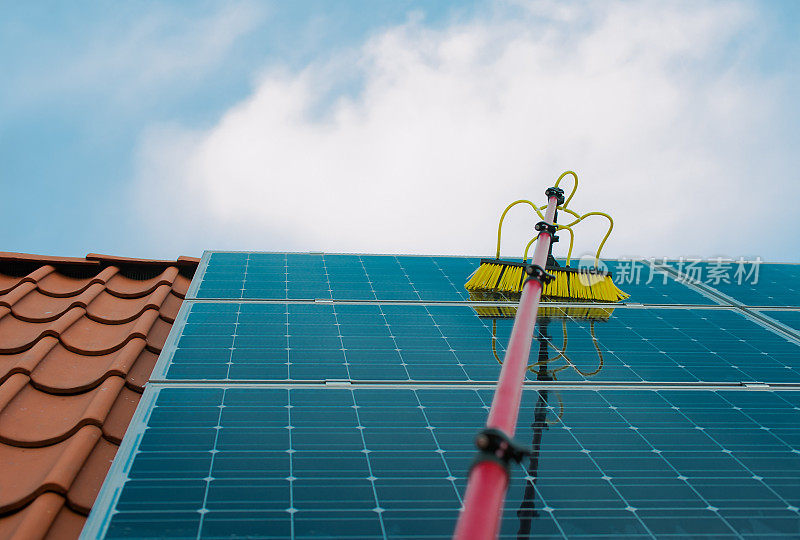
[
  {"left": 663, "top": 261, "right": 800, "bottom": 307},
  {"left": 192, "top": 253, "right": 717, "bottom": 305},
  {"left": 760, "top": 310, "right": 800, "bottom": 333},
  {"left": 95, "top": 387, "right": 800, "bottom": 539},
  {"left": 83, "top": 251, "right": 800, "bottom": 539},
  {"left": 156, "top": 302, "right": 800, "bottom": 385}
]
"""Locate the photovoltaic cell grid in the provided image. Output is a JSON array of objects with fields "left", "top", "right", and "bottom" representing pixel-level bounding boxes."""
[
  {"left": 104, "top": 388, "right": 800, "bottom": 539},
  {"left": 192, "top": 253, "right": 717, "bottom": 305},
  {"left": 664, "top": 261, "right": 800, "bottom": 307},
  {"left": 89, "top": 251, "right": 800, "bottom": 539},
  {"left": 160, "top": 302, "right": 800, "bottom": 384},
  {"left": 762, "top": 310, "right": 800, "bottom": 333}
]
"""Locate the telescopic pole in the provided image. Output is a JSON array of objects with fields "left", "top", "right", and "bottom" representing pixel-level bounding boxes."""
[{"left": 453, "top": 187, "right": 563, "bottom": 540}]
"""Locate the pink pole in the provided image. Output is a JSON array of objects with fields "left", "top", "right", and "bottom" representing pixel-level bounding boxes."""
[{"left": 453, "top": 194, "right": 559, "bottom": 540}]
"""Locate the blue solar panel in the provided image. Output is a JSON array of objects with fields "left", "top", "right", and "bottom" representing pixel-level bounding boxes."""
[
  {"left": 761, "top": 310, "right": 800, "bottom": 334},
  {"left": 192, "top": 253, "right": 716, "bottom": 305},
  {"left": 98, "top": 387, "right": 800, "bottom": 539},
  {"left": 664, "top": 261, "right": 800, "bottom": 307},
  {"left": 157, "top": 302, "right": 800, "bottom": 385},
  {"left": 84, "top": 251, "right": 800, "bottom": 539}
]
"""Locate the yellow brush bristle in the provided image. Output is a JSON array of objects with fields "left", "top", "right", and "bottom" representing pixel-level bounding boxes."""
[
  {"left": 474, "top": 305, "right": 519, "bottom": 318},
  {"left": 466, "top": 262, "right": 629, "bottom": 302},
  {"left": 465, "top": 262, "right": 525, "bottom": 293},
  {"left": 542, "top": 270, "right": 629, "bottom": 302}
]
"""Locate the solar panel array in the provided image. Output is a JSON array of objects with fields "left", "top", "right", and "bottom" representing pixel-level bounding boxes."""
[{"left": 84, "top": 253, "right": 800, "bottom": 539}]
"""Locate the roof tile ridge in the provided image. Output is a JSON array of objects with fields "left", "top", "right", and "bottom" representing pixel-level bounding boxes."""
[
  {"left": 105, "top": 266, "right": 180, "bottom": 299},
  {"left": 0, "top": 282, "right": 37, "bottom": 309},
  {"left": 0, "top": 253, "right": 95, "bottom": 266},
  {"left": 87, "top": 253, "right": 198, "bottom": 267},
  {"left": 0, "top": 338, "right": 59, "bottom": 385},
  {"left": 0, "top": 492, "right": 66, "bottom": 540},
  {"left": 0, "top": 307, "right": 86, "bottom": 355}
]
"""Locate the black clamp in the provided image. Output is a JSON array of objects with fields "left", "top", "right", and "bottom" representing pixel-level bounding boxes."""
[
  {"left": 470, "top": 428, "right": 531, "bottom": 474},
  {"left": 525, "top": 264, "right": 555, "bottom": 284},
  {"left": 534, "top": 221, "right": 557, "bottom": 236},
  {"left": 544, "top": 186, "right": 565, "bottom": 205}
]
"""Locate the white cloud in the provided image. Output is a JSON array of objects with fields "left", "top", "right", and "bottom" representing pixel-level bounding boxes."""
[{"left": 137, "top": 0, "right": 800, "bottom": 262}]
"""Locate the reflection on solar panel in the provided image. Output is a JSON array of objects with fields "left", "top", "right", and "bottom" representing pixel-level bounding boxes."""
[
  {"left": 761, "top": 310, "right": 800, "bottom": 333},
  {"left": 100, "top": 388, "right": 800, "bottom": 539},
  {"left": 192, "top": 253, "right": 717, "bottom": 305},
  {"left": 159, "top": 302, "right": 800, "bottom": 384},
  {"left": 84, "top": 252, "right": 800, "bottom": 539},
  {"left": 664, "top": 261, "right": 800, "bottom": 307}
]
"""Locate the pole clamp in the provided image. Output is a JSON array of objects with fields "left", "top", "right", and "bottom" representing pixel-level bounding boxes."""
[
  {"left": 544, "top": 186, "right": 565, "bottom": 205},
  {"left": 534, "top": 221, "right": 557, "bottom": 236},
  {"left": 525, "top": 264, "right": 555, "bottom": 284},
  {"left": 469, "top": 428, "right": 532, "bottom": 474}
]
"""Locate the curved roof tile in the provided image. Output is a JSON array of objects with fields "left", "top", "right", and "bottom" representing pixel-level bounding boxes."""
[
  {"left": 0, "top": 337, "right": 59, "bottom": 385},
  {"left": 0, "top": 492, "right": 66, "bottom": 540},
  {"left": 0, "top": 376, "right": 124, "bottom": 447},
  {"left": 125, "top": 347, "right": 159, "bottom": 392},
  {"left": 0, "top": 252, "right": 197, "bottom": 538},
  {"left": 85, "top": 285, "right": 171, "bottom": 324},
  {"left": 60, "top": 309, "right": 159, "bottom": 356},
  {"left": 30, "top": 339, "right": 147, "bottom": 394},
  {"left": 0, "top": 425, "right": 101, "bottom": 513},
  {"left": 105, "top": 267, "right": 179, "bottom": 298},
  {"left": 6, "top": 284, "right": 104, "bottom": 323},
  {"left": 36, "top": 267, "right": 118, "bottom": 298},
  {"left": 0, "top": 308, "right": 84, "bottom": 354}
]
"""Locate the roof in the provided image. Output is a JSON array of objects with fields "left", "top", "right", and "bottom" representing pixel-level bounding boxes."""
[{"left": 0, "top": 252, "right": 198, "bottom": 539}]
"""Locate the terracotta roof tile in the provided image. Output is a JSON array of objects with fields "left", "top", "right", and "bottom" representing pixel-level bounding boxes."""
[
  {"left": 125, "top": 348, "right": 159, "bottom": 392},
  {"left": 85, "top": 284, "right": 172, "bottom": 324},
  {"left": 0, "top": 376, "right": 125, "bottom": 447},
  {"left": 105, "top": 267, "right": 179, "bottom": 298},
  {"left": 36, "top": 267, "right": 118, "bottom": 298},
  {"left": 45, "top": 505, "right": 85, "bottom": 540},
  {"left": 30, "top": 340, "right": 147, "bottom": 394},
  {"left": 65, "top": 437, "right": 118, "bottom": 514},
  {"left": 159, "top": 291, "right": 183, "bottom": 323},
  {"left": 0, "top": 425, "right": 101, "bottom": 513},
  {"left": 0, "top": 252, "right": 197, "bottom": 539},
  {"left": 0, "top": 493, "right": 65, "bottom": 540}
]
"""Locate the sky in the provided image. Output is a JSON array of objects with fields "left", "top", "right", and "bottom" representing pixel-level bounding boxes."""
[{"left": 2, "top": 0, "right": 799, "bottom": 263}]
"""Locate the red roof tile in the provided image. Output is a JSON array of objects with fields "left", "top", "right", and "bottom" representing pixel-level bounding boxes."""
[{"left": 0, "top": 252, "right": 197, "bottom": 539}]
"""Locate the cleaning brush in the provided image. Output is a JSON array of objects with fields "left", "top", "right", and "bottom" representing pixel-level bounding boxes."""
[{"left": 464, "top": 172, "right": 629, "bottom": 302}]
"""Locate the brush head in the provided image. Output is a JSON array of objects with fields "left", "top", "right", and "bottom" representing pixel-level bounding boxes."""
[{"left": 465, "top": 259, "right": 630, "bottom": 302}]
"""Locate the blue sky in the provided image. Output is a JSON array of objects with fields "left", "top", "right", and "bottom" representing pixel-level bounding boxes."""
[{"left": 2, "top": 1, "right": 799, "bottom": 262}]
